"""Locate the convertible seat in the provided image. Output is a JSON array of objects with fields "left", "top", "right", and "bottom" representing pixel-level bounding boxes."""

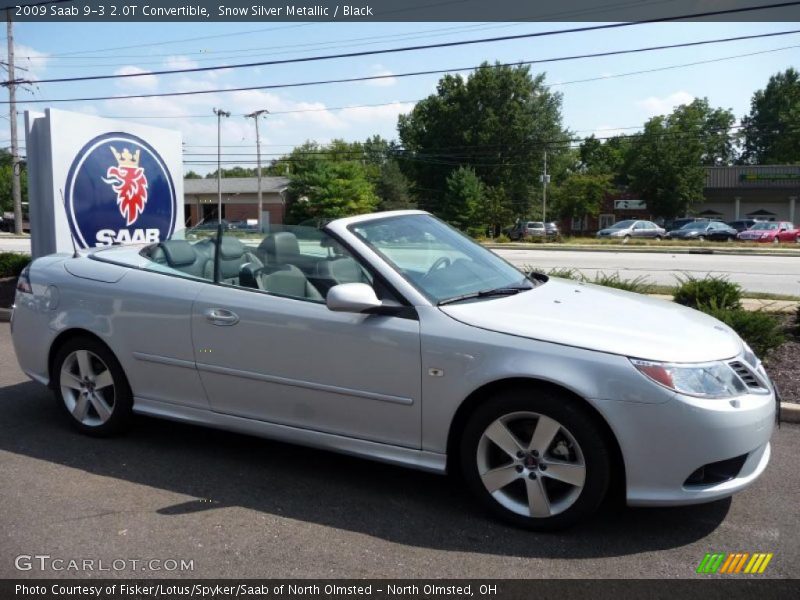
[
  {"left": 151, "top": 240, "right": 209, "bottom": 278},
  {"left": 316, "top": 256, "right": 368, "bottom": 285},
  {"left": 260, "top": 265, "right": 323, "bottom": 300},
  {"left": 212, "top": 236, "right": 263, "bottom": 285}
]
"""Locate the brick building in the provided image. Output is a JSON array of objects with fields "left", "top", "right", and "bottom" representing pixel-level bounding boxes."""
[{"left": 183, "top": 176, "right": 289, "bottom": 228}]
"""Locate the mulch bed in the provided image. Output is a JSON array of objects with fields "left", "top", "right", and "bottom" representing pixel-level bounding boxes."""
[
  {"left": 765, "top": 336, "right": 800, "bottom": 405},
  {"left": 0, "top": 277, "right": 16, "bottom": 309}
]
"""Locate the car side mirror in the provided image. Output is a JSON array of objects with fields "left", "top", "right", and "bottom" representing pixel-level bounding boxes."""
[{"left": 326, "top": 283, "right": 383, "bottom": 313}]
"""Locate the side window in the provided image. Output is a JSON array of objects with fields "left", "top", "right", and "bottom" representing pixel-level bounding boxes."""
[
  {"left": 217, "top": 225, "right": 385, "bottom": 304},
  {"left": 141, "top": 232, "right": 217, "bottom": 282}
]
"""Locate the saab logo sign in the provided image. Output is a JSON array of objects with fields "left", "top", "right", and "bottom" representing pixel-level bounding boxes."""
[{"left": 65, "top": 132, "right": 177, "bottom": 248}]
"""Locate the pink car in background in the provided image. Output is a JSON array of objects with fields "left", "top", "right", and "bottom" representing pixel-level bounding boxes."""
[{"left": 737, "top": 221, "right": 799, "bottom": 244}]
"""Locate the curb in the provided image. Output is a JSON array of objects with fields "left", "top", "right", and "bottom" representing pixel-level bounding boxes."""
[
  {"left": 0, "top": 308, "right": 11, "bottom": 323},
  {"left": 483, "top": 243, "right": 800, "bottom": 257},
  {"left": 781, "top": 402, "right": 800, "bottom": 424}
]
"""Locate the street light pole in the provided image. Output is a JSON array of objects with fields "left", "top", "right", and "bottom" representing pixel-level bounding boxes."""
[
  {"left": 541, "top": 150, "right": 550, "bottom": 234},
  {"left": 245, "top": 109, "right": 269, "bottom": 233},
  {"left": 213, "top": 108, "right": 231, "bottom": 224}
]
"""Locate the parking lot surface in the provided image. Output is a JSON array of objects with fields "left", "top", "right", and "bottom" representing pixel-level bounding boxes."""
[{"left": 0, "top": 323, "right": 798, "bottom": 579}]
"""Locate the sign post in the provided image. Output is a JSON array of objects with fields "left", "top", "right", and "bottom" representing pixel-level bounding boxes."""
[{"left": 24, "top": 109, "right": 183, "bottom": 258}]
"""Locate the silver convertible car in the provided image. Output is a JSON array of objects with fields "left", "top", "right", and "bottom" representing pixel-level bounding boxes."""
[{"left": 11, "top": 211, "right": 775, "bottom": 529}]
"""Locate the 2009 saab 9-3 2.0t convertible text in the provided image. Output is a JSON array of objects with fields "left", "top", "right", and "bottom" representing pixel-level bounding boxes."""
[{"left": 11, "top": 211, "right": 775, "bottom": 529}]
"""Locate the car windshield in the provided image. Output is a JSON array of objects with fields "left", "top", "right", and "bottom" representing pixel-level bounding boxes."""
[
  {"left": 681, "top": 221, "right": 709, "bottom": 230},
  {"left": 750, "top": 222, "right": 779, "bottom": 230},
  {"left": 610, "top": 220, "right": 635, "bottom": 229},
  {"left": 350, "top": 214, "right": 534, "bottom": 304}
]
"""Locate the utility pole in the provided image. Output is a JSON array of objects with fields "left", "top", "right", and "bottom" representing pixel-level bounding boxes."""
[
  {"left": 245, "top": 109, "right": 269, "bottom": 233},
  {"left": 540, "top": 150, "right": 550, "bottom": 233},
  {"left": 6, "top": 11, "right": 22, "bottom": 235},
  {"left": 213, "top": 108, "right": 230, "bottom": 224}
]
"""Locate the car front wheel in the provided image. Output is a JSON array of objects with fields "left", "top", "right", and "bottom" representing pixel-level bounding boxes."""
[
  {"left": 53, "top": 337, "right": 133, "bottom": 436},
  {"left": 460, "top": 389, "right": 611, "bottom": 530}
]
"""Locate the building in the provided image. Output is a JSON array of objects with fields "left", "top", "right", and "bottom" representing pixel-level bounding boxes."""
[
  {"left": 560, "top": 165, "right": 800, "bottom": 234},
  {"left": 183, "top": 176, "right": 290, "bottom": 227}
]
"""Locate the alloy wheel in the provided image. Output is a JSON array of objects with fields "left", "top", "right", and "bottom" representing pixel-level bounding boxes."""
[
  {"left": 60, "top": 350, "right": 116, "bottom": 427},
  {"left": 476, "top": 411, "right": 586, "bottom": 518}
]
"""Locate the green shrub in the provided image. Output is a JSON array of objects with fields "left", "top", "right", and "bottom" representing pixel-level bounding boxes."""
[
  {"left": 591, "top": 272, "right": 654, "bottom": 294},
  {"left": 704, "top": 307, "right": 785, "bottom": 358},
  {"left": 673, "top": 274, "right": 742, "bottom": 311},
  {"left": 0, "top": 253, "right": 30, "bottom": 278},
  {"left": 493, "top": 233, "right": 511, "bottom": 243}
]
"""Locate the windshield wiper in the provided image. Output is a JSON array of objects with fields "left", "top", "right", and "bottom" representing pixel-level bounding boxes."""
[{"left": 438, "top": 284, "right": 532, "bottom": 306}]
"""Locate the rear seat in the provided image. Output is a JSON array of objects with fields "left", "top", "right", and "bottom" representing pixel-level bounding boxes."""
[{"left": 150, "top": 240, "right": 209, "bottom": 279}]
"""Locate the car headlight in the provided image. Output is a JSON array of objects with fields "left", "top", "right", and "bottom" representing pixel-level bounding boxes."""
[{"left": 631, "top": 359, "right": 747, "bottom": 398}]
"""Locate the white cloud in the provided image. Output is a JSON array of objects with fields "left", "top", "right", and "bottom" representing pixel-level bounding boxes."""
[
  {"left": 114, "top": 66, "right": 159, "bottom": 91},
  {"left": 340, "top": 101, "right": 416, "bottom": 123},
  {"left": 365, "top": 65, "right": 397, "bottom": 87},
  {"left": 164, "top": 55, "right": 200, "bottom": 71},
  {"left": 4, "top": 44, "right": 49, "bottom": 80},
  {"left": 638, "top": 91, "right": 694, "bottom": 117}
]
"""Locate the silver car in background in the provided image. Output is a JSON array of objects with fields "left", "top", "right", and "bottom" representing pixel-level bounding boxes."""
[
  {"left": 11, "top": 211, "right": 774, "bottom": 530},
  {"left": 596, "top": 219, "right": 666, "bottom": 241}
]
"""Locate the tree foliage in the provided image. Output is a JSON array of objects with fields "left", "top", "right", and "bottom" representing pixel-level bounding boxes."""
[
  {"left": 398, "top": 64, "right": 571, "bottom": 221},
  {"left": 441, "top": 166, "right": 483, "bottom": 230},
  {"left": 551, "top": 173, "right": 615, "bottom": 220},
  {"left": 741, "top": 68, "right": 800, "bottom": 164},
  {"left": 0, "top": 149, "right": 27, "bottom": 215},
  {"left": 626, "top": 98, "right": 736, "bottom": 218}
]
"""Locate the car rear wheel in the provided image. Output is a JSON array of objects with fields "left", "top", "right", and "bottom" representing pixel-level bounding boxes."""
[
  {"left": 460, "top": 389, "right": 611, "bottom": 530},
  {"left": 698, "top": 235, "right": 706, "bottom": 242},
  {"left": 773, "top": 237, "right": 780, "bottom": 245},
  {"left": 654, "top": 235, "right": 662, "bottom": 241},
  {"left": 53, "top": 337, "right": 133, "bottom": 436},
  {"left": 622, "top": 235, "right": 630, "bottom": 243}
]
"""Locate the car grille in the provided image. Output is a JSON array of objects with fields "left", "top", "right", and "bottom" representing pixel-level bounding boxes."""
[{"left": 728, "top": 360, "right": 769, "bottom": 393}]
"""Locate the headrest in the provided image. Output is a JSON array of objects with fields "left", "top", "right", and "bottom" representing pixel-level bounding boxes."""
[
  {"left": 260, "top": 232, "right": 300, "bottom": 264},
  {"left": 219, "top": 236, "right": 247, "bottom": 260},
  {"left": 160, "top": 241, "right": 197, "bottom": 267}
]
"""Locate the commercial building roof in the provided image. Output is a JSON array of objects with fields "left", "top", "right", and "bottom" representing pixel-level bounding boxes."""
[{"left": 184, "top": 176, "right": 290, "bottom": 195}]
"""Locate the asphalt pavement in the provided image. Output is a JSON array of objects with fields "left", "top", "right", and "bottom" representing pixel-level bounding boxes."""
[
  {"left": 494, "top": 248, "right": 800, "bottom": 296},
  {"left": 0, "top": 323, "right": 798, "bottom": 579}
]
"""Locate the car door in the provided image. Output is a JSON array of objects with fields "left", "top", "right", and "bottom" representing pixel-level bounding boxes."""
[
  {"left": 631, "top": 221, "right": 647, "bottom": 238},
  {"left": 191, "top": 231, "right": 422, "bottom": 449}
]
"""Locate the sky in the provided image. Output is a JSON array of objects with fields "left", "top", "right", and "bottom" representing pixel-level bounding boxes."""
[{"left": 1, "top": 20, "right": 798, "bottom": 174}]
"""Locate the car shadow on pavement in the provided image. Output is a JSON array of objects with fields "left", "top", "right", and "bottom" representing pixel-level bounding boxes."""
[{"left": 0, "top": 380, "right": 731, "bottom": 559}]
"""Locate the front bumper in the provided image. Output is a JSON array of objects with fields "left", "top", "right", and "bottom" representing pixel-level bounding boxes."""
[{"left": 594, "top": 383, "right": 775, "bottom": 507}]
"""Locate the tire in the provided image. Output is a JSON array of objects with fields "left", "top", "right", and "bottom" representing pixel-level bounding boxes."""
[
  {"left": 52, "top": 336, "right": 133, "bottom": 436},
  {"left": 622, "top": 235, "right": 630, "bottom": 243},
  {"left": 460, "top": 388, "right": 611, "bottom": 530},
  {"left": 773, "top": 237, "right": 780, "bottom": 245},
  {"left": 654, "top": 235, "right": 662, "bottom": 241},
  {"left": 698, "top": 235, "right": 706, "bottom": 242}
]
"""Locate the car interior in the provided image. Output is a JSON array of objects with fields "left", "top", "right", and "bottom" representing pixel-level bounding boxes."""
[{"left": 143, "top": 228, "right": 375, "bottom": 303}]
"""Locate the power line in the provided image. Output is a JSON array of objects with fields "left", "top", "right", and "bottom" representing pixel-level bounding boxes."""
[
  {"left": 16, "top": 1, "right": 800, "bottom": 86},
  {"left": 7, "top": 30, "right": 800, "bottom": 103},
  {"left": 44, "top": 41, "right": 792, "bottom": 124}
]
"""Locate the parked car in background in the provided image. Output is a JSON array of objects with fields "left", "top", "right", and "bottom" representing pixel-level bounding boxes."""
[
  {"left": 595, "top": 219, "right": 665, "bottom": 240},
  {"left": 11, "top": 210, "right": 775, "bottom": 530},
  {"left": 737, "top": 221, "right": 799, "bottom": 244},
  {"left": 666, "top": 220, "right": 738, "bottom": 242},
  {"left": 509, "top": 221, "right": 557, "bottom": 240},
  {"left": 726, "top": 219, "right": 760, "bottom": 233},
  {"left": 0, "top": 212, "right": 30, "bottom": 233},
  {"left": 665, "top": 217, "right": 705, "bottom": 232}
]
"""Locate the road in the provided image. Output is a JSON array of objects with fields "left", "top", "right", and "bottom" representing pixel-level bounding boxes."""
[
  {"left": 495, "top": 248, "right": 800, "bottom": 296},
  {"left": 0, "top": 324, "right": 797, "bottom": 579},
  {"left": 2, "top": 236, "right": 799, "bottom": 295}
]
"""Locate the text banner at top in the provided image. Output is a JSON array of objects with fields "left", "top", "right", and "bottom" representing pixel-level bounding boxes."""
[{"left": 3, "top": 0, "right": 800, "bottom": 22}]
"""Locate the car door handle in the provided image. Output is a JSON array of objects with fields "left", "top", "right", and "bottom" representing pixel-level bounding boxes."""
[{"left": 204, "top": 308, "right": 239, "bottom": 326}]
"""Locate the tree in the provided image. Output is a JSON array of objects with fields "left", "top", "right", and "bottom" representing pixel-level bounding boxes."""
[
  {"left": 184, "top": 170, "right": 202, "bottom": 179},
  {"left": 397, "top": 64, "right": 571, "bottom": 224},
  {"left": 376, "top": 160, "right": 415, "bottom": 211},
  {"left": 551, "top": 173, "right": 614, "bottom": 222},
  {"left": 626, "top": 98, "right": 736, "bottom": 218},
  {"left": 0, "top": 149, "right": 27, "bottom": 215},
  {"left": 442, "top": 166, "right": 483, "bottom": 230},
  {"left": 205, "top": 166, "right": 258, "bottom": 179},
  {"left": 473, "top": 185, "right": 514, "bottom": 237},
  {"left": 578, "top": 135, "right": 633, "bottom": 185},
  {"left": 741, "top": 68, "right": 800, "bottom": 164}
]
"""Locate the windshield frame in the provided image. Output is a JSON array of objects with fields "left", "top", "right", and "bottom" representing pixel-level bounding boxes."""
[{"left": 345, "top": 213, "right": 538, "bottom": 305}]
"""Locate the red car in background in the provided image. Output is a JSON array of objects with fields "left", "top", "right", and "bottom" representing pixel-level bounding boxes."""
[{"left": 737, "top": 221, "right": 799, "bottom": 244}]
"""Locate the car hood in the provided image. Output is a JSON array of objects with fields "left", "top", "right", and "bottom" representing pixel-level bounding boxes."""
[{"left": 438, "top": 278, "right": 743, "bottom": 363}]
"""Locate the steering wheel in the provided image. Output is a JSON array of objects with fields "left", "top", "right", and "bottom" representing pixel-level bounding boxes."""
[{"left": 424, "top": 256, "right": 451, "bottom": 278}]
